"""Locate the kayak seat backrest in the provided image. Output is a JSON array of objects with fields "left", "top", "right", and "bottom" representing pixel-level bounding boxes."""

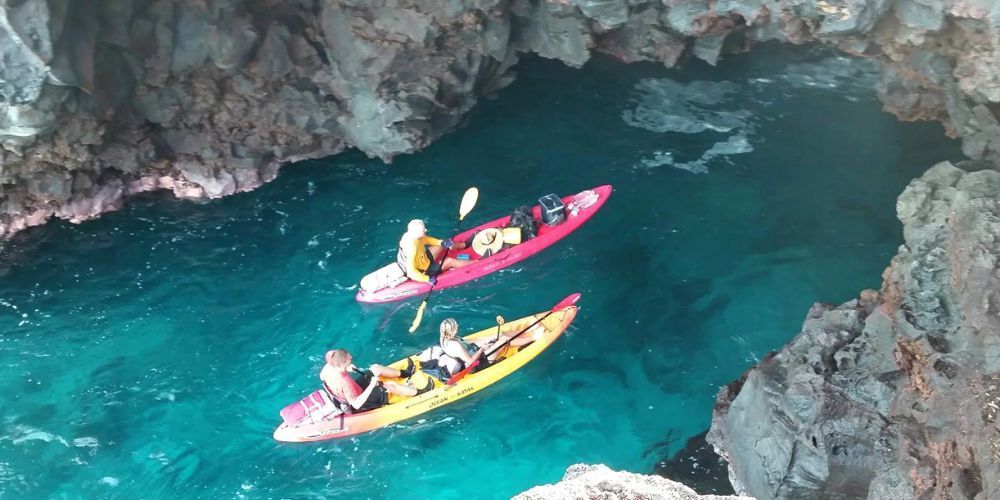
[
  {"left": 280, "top": 389, "right": 341, "bottom": 426},
  {"left": 416, "top": 345, "right": 452, "bottom": 380}
]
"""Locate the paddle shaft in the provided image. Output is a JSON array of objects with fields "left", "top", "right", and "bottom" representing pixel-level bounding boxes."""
[
  {"left": 484, "top": 309, "right": 556, "bottom": 359},
  {"left": 445, "top": 294, "right": 579, "bottom": 384},
  {"left": 412, "top": 232, "right": 455, "bottom": 313},
  {"left": 422, "top": 244, "right": 450, "bottom": 296},
  {"left": 408, "top": 219, "right": 470, "bottom": 332},
  {"left": 446, "top": 310, "right": 558, "bottom": 384}
]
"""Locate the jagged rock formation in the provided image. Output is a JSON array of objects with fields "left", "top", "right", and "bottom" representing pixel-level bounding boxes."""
[
  {"left": 514, "top": 464, "right": 752, "bottom": 499},
  {"left": 0, "top": 0, "right": 522, "bottom": 238},
  {"left": 1, "top": 0, "right": 999, "bottom": 239},
  {"left": 708, "top": 161, "right": 1000, "bottom": 499}
]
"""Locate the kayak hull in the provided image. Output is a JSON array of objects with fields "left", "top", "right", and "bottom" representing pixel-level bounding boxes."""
[
  {"left": 355, "top": 185, "right": 611, "bottom": 303},
  {"left": 273, "top": 298, "right": 579, "bottom": 442}
]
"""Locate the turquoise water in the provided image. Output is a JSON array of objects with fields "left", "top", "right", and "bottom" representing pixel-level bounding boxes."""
[{"left": 0, "top": 45, "right": 960, "bottom": 498}]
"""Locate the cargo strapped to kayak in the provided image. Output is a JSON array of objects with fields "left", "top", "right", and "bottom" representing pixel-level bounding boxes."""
[
  {"left": 360, "top": 262, "right": 408, "bottom": 293},
  {"left": 508, "top": 205, "right": 538, "bottom": 240}
]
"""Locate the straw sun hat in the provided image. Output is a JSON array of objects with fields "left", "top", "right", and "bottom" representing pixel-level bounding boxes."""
[{"left": 472, "top": 228, "right": 505, "bottom": 256}]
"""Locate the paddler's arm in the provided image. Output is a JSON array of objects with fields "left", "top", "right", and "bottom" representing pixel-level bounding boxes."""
[
  {"left": 428, "top": 235, "right": 466, "bottom": 250},
  {"left": 420, "top": 235, "right": 443, "bottom": 247},
  {"left": 346, "top": 376, "right": 379, "bottom": 410},
  {"left": 446, "top": 340, "right": 481, "bottom": 365}
]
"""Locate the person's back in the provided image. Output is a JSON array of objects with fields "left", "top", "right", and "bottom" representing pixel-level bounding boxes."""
[
  {"left": 438, "top": 337, "right": 472, "bottom": 376},
  {"left": 397, "top": 219, "right": 441, "bottom": 282},
  {"left": 435, "top": 318, "right": 487, "bottom": 377},
  {"left": 320, "top": 362, "right": 360, "bottom": 406},
  {"left": 397, "top": 219, "right": 470, "bottom": 283}
]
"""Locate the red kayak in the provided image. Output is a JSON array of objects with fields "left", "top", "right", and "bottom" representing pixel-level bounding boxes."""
[{"left": 355, "top": 185, "right": 612, "bottom": 303}]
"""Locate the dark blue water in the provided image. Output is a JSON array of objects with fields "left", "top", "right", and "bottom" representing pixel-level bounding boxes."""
[{"left": 0, "top": 45, "right": 960, "bottom": 498}]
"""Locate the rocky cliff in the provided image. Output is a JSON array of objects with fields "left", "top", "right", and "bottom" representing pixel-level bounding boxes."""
[
  {"left": 1, "top": 0, "right": 999, "bottom": 239},
  {"left": 514, "top": 464, "right": 753, "bottom": 499},
  {"left": 708, "top": 160, "right": 1000, "bottom": 499}
]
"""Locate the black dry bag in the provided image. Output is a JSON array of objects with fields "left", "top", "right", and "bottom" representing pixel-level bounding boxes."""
[{"left": 508, "top": 205, "right": 538, "bottom": 240}]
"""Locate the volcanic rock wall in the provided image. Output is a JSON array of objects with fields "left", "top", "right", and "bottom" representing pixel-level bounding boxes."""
[
  {"left": 1, "top": 0, "right": 999, "bottom": 239},
  {"left": 708, "top": 161, "right": 1000, "bottom": 499}
]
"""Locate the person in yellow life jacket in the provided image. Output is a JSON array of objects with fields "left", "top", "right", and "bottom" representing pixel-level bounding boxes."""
[{"left": 397, "top": 219, "right": 470, "bottom": 284}]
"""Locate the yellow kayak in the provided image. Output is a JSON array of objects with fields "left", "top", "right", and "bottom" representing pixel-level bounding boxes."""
[{"left": 273, "top": 294, "right": 580, "bottom": 442}]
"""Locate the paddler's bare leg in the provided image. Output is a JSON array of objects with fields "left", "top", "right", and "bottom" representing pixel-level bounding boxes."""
[
  {"left": 428, "top": 245, "right": 471, "bottom": 271},
  {"left": 382, "top": 381, "right": 418, "bottom": 397},
  {"left": 368, "top": 358, "right": 416, "bottom": 379}
]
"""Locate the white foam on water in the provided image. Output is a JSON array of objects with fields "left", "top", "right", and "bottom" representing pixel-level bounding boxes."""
[
  {"left": 154, "top": 391, "right": 176, "bottom": 402},
  {"left": 0, "top": 462, "right": 18, "bottom": 483},
  {"left": 329, "top": 281, "right": 357, "bottom": 291},
  {"left": 669, "top": 159, "right": 711, "bottom": 175},
  {"left": 639, "top": 151, "right": 674, "bottom": 169},
  {"left": 639, "top": 136, "right": 753, "bottom": 174},
  {"left": 148, "top": 451, "right": 169, "bottom": 465},
  {"left": 99, "top": 477, "right": 120, "bottom": 487},
  {"left": 72, "top": 437, "right": 99, "bottom": 448},
  {"left": 10, "top": 426, "right": 70, "bottom": 447},
  {"left": 624, "top": 79, "right": 756, "bottom": 174},
  {"left": 778, "top": 56, "right": 880, "bottom": 95},
  {"left": 711, "top": 135, "right": 753, "bottom": 154},
  {"left": 623, "top": 79, "right": 747, "bottom": 135},
  {"left": 625, "top": 53, "right": 877, "bottom": 174}
]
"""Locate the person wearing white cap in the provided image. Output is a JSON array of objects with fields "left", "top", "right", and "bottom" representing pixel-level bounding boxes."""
[{"left": 396, "top": 219, "right": 469, "bottom": 284}]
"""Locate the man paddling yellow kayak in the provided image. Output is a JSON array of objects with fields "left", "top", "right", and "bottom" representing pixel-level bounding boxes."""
[{"left": 320, "top": 350, "right": 432, "bottom": 412}]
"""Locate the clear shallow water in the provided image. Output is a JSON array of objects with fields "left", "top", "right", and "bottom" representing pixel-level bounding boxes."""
[{"left": 0, "top": 44, "right": 960, "bottom": 498}]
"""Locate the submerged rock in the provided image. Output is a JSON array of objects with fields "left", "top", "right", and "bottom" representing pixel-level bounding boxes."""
[
  {"left": 0, "top": 0, "right": 999, "bottom": 240},
  {"left": 655, "top": 431, "right": 735, "bottom": 496},
  {"left": 514, "top": 464, "right": 752, "bottom": 500},
  {"left": 708, "top": 161, "right": 1000, "bottom": 499}
]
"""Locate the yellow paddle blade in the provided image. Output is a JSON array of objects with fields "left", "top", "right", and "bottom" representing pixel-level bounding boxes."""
[
  {"left": 458, "top": 187, "right": 478, "bottom": 221},
  {"left": 408, "top": 300, "right": 427, "bottom": 333}
]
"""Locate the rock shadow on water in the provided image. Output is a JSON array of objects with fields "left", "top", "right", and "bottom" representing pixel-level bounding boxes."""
[
  {"left": 550, "top": 355, "right": 630, "bottom": 390},
  {"left": 652, "top": 430, "right": 734, "bottom": 495}
]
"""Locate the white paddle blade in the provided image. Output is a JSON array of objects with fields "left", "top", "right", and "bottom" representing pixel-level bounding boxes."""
[{"left": 459, "top": 187, "right": 479, "bottom": 221}]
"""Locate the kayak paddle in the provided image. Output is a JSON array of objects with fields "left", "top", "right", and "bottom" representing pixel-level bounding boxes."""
[
  {"left": 408, "top": 187, "right": 479, "bottom": 333},
  {"left": 494, "top": 315, "right": 505, "bottom": 342},
  {"left": 446, "top": 293, "right": 580, "bottom": 384}
]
